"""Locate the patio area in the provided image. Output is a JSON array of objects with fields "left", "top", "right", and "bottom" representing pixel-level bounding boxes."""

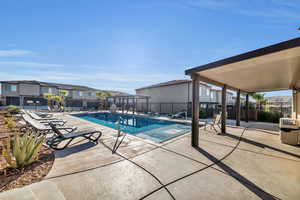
[{"left": 1, "top": 113, "right": 299, "bottom": 200}]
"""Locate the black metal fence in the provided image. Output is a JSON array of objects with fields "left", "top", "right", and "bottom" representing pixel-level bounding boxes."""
[{"left": 105, "top": 100, "right": 291, "bottom": 123}]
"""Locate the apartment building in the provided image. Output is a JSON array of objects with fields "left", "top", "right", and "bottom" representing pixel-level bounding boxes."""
[
  {"left": 0, "top": 80, "right": 99, "bottom": 109},
  {"left": 135, "top": 80, "right": 235, "bottom": 113}
]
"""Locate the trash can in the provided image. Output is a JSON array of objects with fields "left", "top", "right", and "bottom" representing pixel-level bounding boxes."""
[
  {"left": 280, "top": 128, "right": 300, "bottom": 145},
  {"left": 279, "top": 118, "right": 300, "bottom": 145}
]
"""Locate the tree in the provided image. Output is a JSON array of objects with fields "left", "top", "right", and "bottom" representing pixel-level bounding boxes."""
[
  {"left": 96, "top": 90, "right": 113, "bottom": 99},
  {"left": 43, "top": 92, "right": 65, "bottom": 111},
  {"left": 250, "top": 93, "right": 266, "bottom": 111}
]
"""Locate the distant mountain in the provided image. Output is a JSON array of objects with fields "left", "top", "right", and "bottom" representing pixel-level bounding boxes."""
[
  {"left": 265, "top": 96, "right": 292, "bottom": 103},
  {"left": 103, "top": 90, "right": 130, "bottom": 96}
]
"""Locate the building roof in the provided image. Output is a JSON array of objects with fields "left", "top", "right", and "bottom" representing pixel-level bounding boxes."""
[
  {"left": 185, "top": 37, "right": 300, "bottom": 92},
  {"left": 136, "top": 79, "right": 210, "bottom": 91},
  {"left": 0, "top": 80, "right": 98, "bottom": 91}
]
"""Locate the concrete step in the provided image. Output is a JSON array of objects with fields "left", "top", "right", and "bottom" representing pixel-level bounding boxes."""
[{"left": 0, "top": 180, "right": 65, "bottom": 200}]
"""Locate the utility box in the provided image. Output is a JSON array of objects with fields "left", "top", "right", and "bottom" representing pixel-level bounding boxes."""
[{"left": 279, "top": 118, "right": 300, "bottom": 145}]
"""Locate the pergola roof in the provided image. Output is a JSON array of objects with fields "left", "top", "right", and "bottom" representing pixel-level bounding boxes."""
[{"left": 185, "top": 37, "right": 300, "bottom": 92}]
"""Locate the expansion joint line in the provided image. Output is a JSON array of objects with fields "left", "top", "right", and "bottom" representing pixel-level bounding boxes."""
[
  {"left": 100, "top": 141, "right": 176, "bottom": 200},
  {"left": 140, "top": 126, "right": 282, "bottom": 200}
]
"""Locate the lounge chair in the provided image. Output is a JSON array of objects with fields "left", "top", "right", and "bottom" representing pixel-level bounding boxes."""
[
  {"left": 171, "top": 111, "right": 187, "bottom": 119},
  {"left": 204, "top": 114, "right": 222, "bottom": 133},
  {"left": 47, "top": 123, "right": 102, "bottom": 150},
  {"left": 22, "top": 114, "right": 75, "bottom": 135},
  {"left": 27, "top": 111, "right": 67, "bottom": 125},
  {"left": 35, "top": 112, "right": 53, "bottom": 118}
]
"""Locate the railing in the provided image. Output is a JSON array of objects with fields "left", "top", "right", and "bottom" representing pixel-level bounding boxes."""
[{"left": 112, "top": 116, "right": 127, "bottom": 153}]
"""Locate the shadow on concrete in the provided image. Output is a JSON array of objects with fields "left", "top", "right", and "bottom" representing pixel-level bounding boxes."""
[
  {"left": 55, "top": 142, "right": 97, "bottom": 158},
  {"left": 193, "top": 146, "right": 280, "bottom": 200},
  {"left": 220, "top": 132, "right": 300, "bottom": 159}
]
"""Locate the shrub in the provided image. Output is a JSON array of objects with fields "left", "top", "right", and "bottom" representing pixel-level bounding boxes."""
[
  {"left": 199, "top": 110, "right": 208, "bottom": 119},
  {"left": 258, "top": 111, "right": 282, "bottom": 123},
  {"left": 4, "top": 117, "right": 16, "bottom": 130},
  {"left": 7, "top": 119, "right": 16, "bottom": 130},
  {"left": 2, "top": 133, "right": 45, "bottom": 169},
  {"left": 6, "top": 105, "right": 20, "bottom": 115}
]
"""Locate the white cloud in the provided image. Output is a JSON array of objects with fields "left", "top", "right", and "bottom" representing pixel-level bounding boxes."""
[
  {"left": 181, "top": 0, "right": 300, "bottom": 22},
  {"left": 0, "top": 49, "right": 35, "bottom": 57},
  {"left": 0, "top": 61, "right": 64, "bottom": 67},
  {"left": 0, "top": 70, "right": 185, "bottom": 93}
]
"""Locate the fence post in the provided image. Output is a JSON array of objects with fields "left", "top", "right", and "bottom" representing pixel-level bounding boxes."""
[{"left": 160, "top": 103, "right": 162, "bottom": 114}]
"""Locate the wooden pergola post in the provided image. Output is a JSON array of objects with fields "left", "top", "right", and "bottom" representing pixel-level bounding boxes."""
[
  {"left": 245, "top": 93, "right": 249, "bottom": 122},
  {"left": 191, "top": 75, "right": 200, "bottom": 147},
  {"left": 221, "top": 85, "right": 227, "bottom": 133},
  {"left": 236, "top": 89, "right": 241, "bottom": 126}
]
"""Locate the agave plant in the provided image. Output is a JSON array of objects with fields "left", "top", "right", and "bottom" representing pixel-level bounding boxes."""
[{"left": 2, "top": 132, "right": 45, "bottom": 169}]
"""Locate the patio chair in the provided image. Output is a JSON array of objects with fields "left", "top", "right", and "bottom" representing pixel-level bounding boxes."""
[
  {"left": 27, "top": 111, "right": 67, "bottom": 125},
  {"left": 204, "top": 114, "right": 222, "bottom": 133},
  {"left": 171, "top": 111, "right": 187, "bottom": 119},
  {"left": 22, "top": 114, "right": 76, "bottom": 135},
  {"left": 35, "top": 112, "right": 53, "bottom": 118},
  {"left": 47, "top": 123, "right": 102, "bottom": 150}
]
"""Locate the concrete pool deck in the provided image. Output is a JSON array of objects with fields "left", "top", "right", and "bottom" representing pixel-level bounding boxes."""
[{"left": 1, "top": 113, "right": 300, "bottom": 200}]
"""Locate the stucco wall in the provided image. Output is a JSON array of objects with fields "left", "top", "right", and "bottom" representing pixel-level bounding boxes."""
[
  {"left": 41, "top": 86, "right": 59, "bottom": 95},
  {"left": 72, "top": 90, "right": 97, "bottom": 100},
  {"left": 136, "top": 83, "right": 190, "bottom": 103},
  {"left": 19, "top": 84, "right": 40, "bottom": 96},
  {"left": 136, "top": 82, "right": 212, "bottom": 103}
]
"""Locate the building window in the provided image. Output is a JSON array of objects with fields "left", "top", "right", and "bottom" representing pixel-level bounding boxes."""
[
  {"left": 48, "top": 88, "right": 53, "bottom": 94},
  {"left": 78, "top": 91, "right": 83, "bottom": 96},
  {"left": 211, "top": 92, "right": 213, "bottom": 98},
  {"left": 206, "top": 88, "right": 210, "bottom": 96},
  {"left": 88, "top": 91, "right": 95, "bottom": 96},
  {"left": 5, "top": 84, "right": 17, "bottom": 92}
]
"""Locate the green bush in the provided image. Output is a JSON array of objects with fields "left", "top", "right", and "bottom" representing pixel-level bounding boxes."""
[
  {"left": 2, "top": 133, "right": 45, "bottom": 169},
  {"left": 199, "top": 110, "right": 208, "bottom": 119},
  {"left": 6, "top": 105, "right": 20, "bottom": 115},
  {"left": 258, "top": 111, "right": 282, "bottom": 123}
]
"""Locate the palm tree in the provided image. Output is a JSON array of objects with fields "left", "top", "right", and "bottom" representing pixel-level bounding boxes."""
[
  {"left": 43, "top": 90, "right": 68, "bottom": 111},
  {"left": 250, "top": 93, "right": 266, "bottom": 111}
]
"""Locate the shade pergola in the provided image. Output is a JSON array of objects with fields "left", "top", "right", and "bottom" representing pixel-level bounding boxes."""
[
  {"left": 185, "top": 37, "right": 300, "bottom": 147},
  {"left": 106, "top": 95, "right": 150, "bottom": 114}
]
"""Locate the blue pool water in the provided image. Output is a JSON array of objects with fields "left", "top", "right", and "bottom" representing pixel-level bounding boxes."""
[{"left": 72, "top": 112, "right": 191, "bottom": 143}]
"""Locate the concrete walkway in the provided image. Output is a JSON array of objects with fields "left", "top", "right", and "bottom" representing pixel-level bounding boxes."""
[{"left": 1, "top": 113, "right": 299, "bottom": 200}]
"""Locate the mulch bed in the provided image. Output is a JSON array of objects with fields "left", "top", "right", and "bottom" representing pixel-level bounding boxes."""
[{"left": 0, "top": 111, "right": 55, "bottom": 192}]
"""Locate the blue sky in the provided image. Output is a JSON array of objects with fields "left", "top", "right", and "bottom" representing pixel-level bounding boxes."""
[{"left": 0, "top": 0, "right": 299, "bottom": 96}]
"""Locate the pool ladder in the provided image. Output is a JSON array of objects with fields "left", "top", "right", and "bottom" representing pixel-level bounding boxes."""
[{"left": 112, "top": 116, "right": 127, "bottom": 153}]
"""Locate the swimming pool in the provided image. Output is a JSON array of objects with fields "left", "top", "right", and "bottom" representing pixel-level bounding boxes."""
[{"left": 72, "top": 112, "right": 190, "bottom": 143}]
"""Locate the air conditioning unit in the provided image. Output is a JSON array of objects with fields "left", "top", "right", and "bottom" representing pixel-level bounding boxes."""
[{"left": 279, "top": 118, "right": 300, "bottom": 145}]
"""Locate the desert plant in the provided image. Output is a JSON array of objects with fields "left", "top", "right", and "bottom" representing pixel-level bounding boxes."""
[
  {"left": 6, "top": 105, "right": 20, "bottom": 115},
  {"left": 2, "top": 133, "right": 45, "bottom": 169},
  {"left": 7, "top": 119, "right": 16, "bottom": 130},
  {"left": 4, "top": 117, "right": 16, "bottom": 130}
]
